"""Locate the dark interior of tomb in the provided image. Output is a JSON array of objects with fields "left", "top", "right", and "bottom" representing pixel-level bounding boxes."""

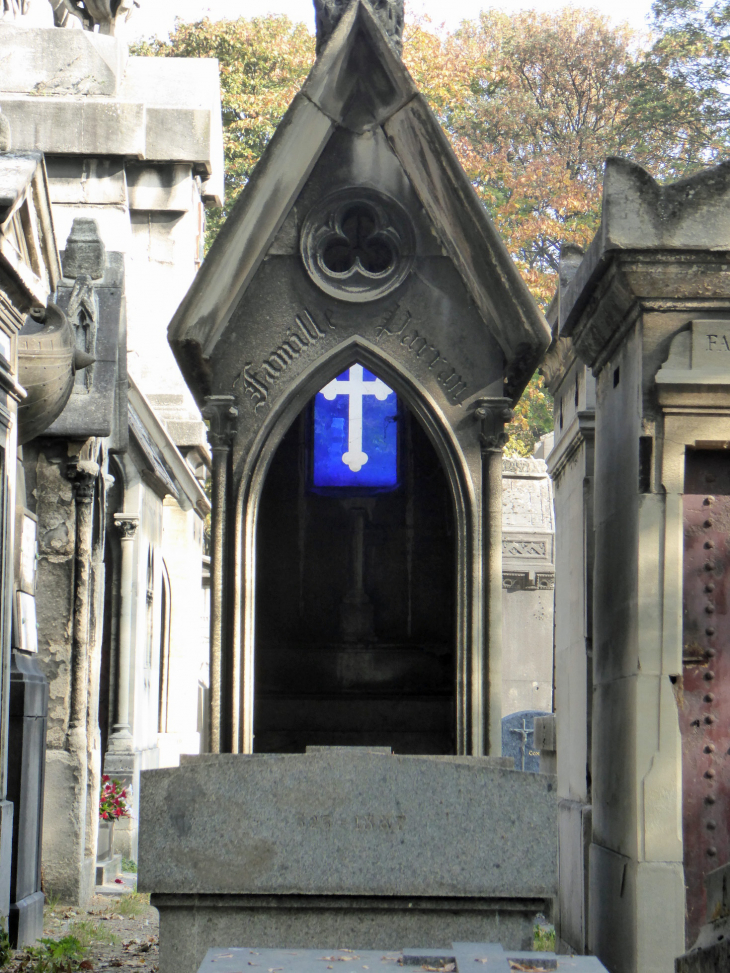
[{"left": 253, "top": 386, "right": 456, "bottom": 754}]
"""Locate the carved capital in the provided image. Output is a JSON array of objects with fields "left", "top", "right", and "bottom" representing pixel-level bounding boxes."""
[
  {"left": 67, "top": 458, "right": 99, "bottom": 502},
  {"left": 539, "top": 336, "right": 575, "bottom": 395},
  {"left": 203, "top": 395, "right": 238, "bottom": 450},
  {"left": 474, "top": 397, "right": 514, "bottom": 452},
  {"left": 114, "top": 513, "right": 139, "bottom": 539}
]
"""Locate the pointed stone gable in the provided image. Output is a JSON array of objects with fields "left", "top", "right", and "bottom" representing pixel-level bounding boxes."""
[{"left": 167, "top": 0, "right": 550, "bottom": 407}]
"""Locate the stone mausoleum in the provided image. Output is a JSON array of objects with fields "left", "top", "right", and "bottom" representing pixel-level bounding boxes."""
[
  {"left": 140, "top": 1, "right": 555, "bottom": 970},
  {"left": 165, "top": 0, "right": 551, "bottom": 758},
  {"left": 545, "top": 159, "right": 730, "bottom": 973},
  {"left": 0, "top": 0, "right": 222, "bottom": 938}
]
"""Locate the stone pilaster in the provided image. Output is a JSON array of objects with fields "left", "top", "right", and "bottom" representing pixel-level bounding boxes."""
[
  {"left": 201, "top": 396, "right": 237, "bottom": 753},
  {"left": 107, "top": 513, "right": 139, "bottom": 751},
  {"left": 474, "top": 397, "right": 512, "bottom": 755}
]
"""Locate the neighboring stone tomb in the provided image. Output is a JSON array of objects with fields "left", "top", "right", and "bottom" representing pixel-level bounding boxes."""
[
  {"left": 0, "top": 7, "right": 221, "bottom": 912},
  {"left": 541, "top": 246, "right": 595, "bottom": 958},
  {"left": 501, "top": 455, "right": 555, "bottom": 717},
  {"left": 546, "top": 158, "right": 730, "bottom": 972},
  {"left": 140, "top": 750, "right": 557, "bottom": 973}
]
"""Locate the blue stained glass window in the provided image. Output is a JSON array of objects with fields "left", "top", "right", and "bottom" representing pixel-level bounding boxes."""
[{"left": 313, "top": 364, "right": 398, "bottom": 490}]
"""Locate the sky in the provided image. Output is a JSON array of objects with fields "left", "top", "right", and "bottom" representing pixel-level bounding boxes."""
[{"left": 17, "top": 0, "right": 657, "bottom": 40}]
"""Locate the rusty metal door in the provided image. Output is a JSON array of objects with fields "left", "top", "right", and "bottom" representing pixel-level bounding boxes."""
[{"left": 681, "top": 449, "right": 730, "bottom": 946}]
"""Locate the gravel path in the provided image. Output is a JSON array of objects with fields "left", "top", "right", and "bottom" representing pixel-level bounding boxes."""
[{"left": 8, "top": 874, "right": 159, "bottom": 973}]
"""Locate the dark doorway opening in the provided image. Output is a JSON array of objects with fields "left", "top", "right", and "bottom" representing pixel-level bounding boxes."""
[{"left": 253, "top": 384, "right": 456, "bottom": 754}]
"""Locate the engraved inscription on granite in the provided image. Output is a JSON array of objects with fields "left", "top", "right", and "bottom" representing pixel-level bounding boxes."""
[
  {"left": 296, "top": 813, "right": 407, "bottom": 832},
  {"left": 139, "top": 751, "right": 557, "bottom": 898}
]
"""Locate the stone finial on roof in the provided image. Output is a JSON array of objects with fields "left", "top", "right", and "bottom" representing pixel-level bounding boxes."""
[
  {"left": 314, "top": 0, "right": 404, "bottom": 56},
  {"left": 62, "top": 218, "right": 106, "bottom": 280},
  {"left": 1, "top": 0, "right": 29, "bottom": 19},
  {"left": 558, "top": 243, "right": 584, "bottom": 290},
  {"left": 61, "top": 0, "right": 140, "bottom": 35},
  {"left": 47, "top": 0, "right": 69, "bottom": 26}
]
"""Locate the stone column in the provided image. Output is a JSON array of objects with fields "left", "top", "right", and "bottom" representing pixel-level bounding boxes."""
[
  {"left": 67, "top": 462, "right": 98, "bottom": 750},
  {"left": 474, "top": 397, "right": 513, "bottom": 756},
  {"left": 201, "top": 396, "right": 237, "bottom": 754},
  {"left": 108, "top": 513, "right": 139, "bottom": 748}
]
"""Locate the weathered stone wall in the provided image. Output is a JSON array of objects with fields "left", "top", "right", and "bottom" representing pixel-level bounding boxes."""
[
  {"left": 546, "top": 357, "right": 594, "bottom": 956},
  {"left": 501, "top": 456, "right": 555, "bottom": 717},
  {"left": 0, "top": 20, "right": 217, "bottom": 900},
  {"left": 26, "top": 438, "right": 107, "bottom": 904}
]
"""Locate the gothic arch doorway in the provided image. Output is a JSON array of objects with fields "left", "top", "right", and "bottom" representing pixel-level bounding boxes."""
[{"left": 253, "top": 363, "right": 456, "bottom": 754}]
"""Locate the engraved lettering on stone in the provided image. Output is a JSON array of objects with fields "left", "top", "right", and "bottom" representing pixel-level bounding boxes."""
[
  {"left": 375, "top": 306, "right": 469, "bottom": 406},
  {"left": 295, "top": 812, "right": 406, "bottom": 832},
  {"left": 707, "top": 334, "right": 730, "bottom": 353},
  {"left": 240, "top": 364, "right": 268, "bottom": 413},
  {"left": 296, "top": 814, "right": 333, "bottom": 829},
  {"left": 237, "top": 309, "right": 335, "bottom": 412},
  {"left": 375, "top": 305, "right": 411, "bottom": 342}
]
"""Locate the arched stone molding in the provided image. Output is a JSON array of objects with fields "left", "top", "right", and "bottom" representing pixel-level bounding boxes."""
[{"left": 226, "top": 336, "right": 500, "bottom": 758}]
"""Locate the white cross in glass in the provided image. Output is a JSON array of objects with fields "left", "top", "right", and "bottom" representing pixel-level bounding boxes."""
[{"left": 321, "top": 364, "right": 393, "bottom": 472}]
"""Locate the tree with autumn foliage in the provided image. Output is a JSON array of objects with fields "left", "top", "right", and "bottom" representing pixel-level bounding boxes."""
[
  {"left": 405, "top": 8, "right": 727, "bottom": 304},
  {"left": 133, "top": 7, "right": 728, "bottom": 454}
]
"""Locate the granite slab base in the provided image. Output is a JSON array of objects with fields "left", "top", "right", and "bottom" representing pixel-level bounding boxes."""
[
  {"left": 195, "top": 942, "right": 608, "bottom": 973},
  {"left": 153, "top": 894, "right": 549, "bottom": 973}
]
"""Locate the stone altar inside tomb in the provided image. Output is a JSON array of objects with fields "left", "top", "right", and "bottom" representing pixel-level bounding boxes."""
[{"left": 139, "top": 750, "right": 557, "bottom": 973}]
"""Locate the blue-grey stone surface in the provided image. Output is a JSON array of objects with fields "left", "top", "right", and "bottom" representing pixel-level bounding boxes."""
[
  {"left": 196, "top": 942, "right": 607, "bottom": 973},
  {"left": 139, "top": 751, "right": 556, "bottom": 898},
  {"left": 502, "top": 710, "right": 550, "bottom": 773}
]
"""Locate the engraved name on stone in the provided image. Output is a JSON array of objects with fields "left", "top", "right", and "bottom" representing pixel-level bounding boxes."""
[
  {"left": 707, "top": 334, "right": 730, "bottom": 351},
  {"left": 236, "top": 309, "right": 335, "bottom": 412},
  {"left": 691, "top": 319, "right": 730, "bottom": 370},
  {"left": 295, "top": 812, "right": 407, "bottom": 832},
  {"left": 375, "top": 305, "right": 469, "bottom": 405}
]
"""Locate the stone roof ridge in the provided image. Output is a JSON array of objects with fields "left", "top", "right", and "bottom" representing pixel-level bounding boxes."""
[
  {"left": 558, "top": 156, "right": 730, "bottom": 343},
  {"left": 167, "top": 0, "right": 550, "bottom": 406},
  {"left": 602, "top": 156, "right": 730, "bottom": 251},
  {"left": 314, "top": 0, "right": 404, "bottom": 57}
]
